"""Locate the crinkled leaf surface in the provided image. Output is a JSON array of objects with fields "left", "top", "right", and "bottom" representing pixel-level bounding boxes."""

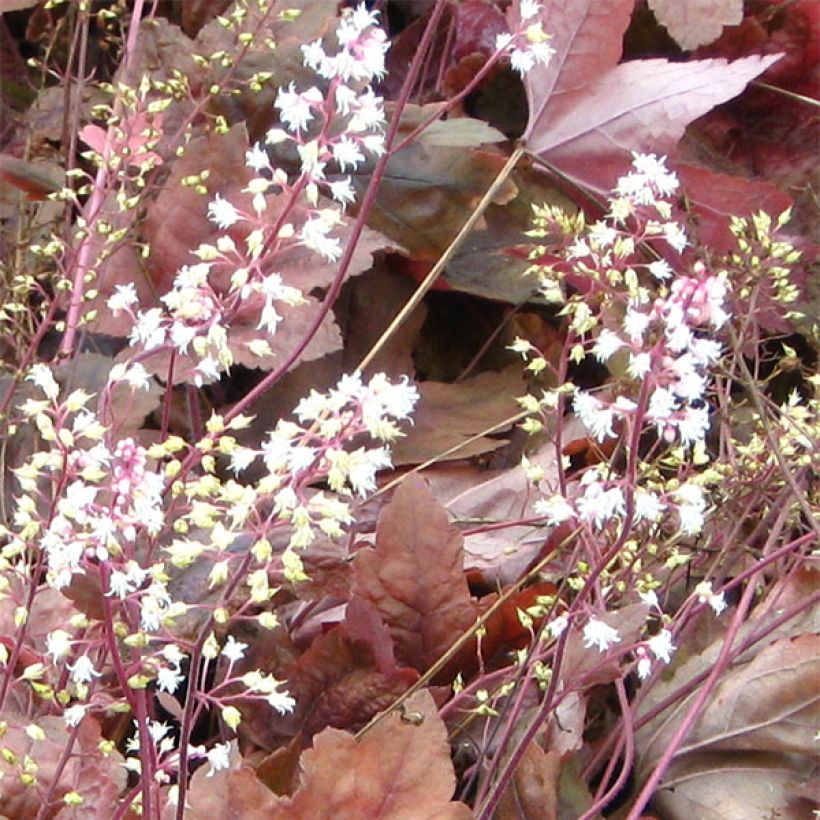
[
  {"left": 353, "top": 476, "right": 479, "bottom": 673},
  {"left": 648, "top": 0, "right": 743, "bottom": 51},
  {"left": 241, "top": 598, "right": 417, "bottom": 748},
  {"left": 185, "top": 742, "right": 280, "bottom": 819},
  {"left": 267, "top": 690, "right": 473, "bottom": 819}
]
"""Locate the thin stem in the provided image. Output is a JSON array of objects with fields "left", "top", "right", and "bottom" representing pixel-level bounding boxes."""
[
  {"left": 626, "top": 570, "right": 760, "bottom": 819},
  {"left": 357, "top": 145, "right": 524, "bottom": 372}
]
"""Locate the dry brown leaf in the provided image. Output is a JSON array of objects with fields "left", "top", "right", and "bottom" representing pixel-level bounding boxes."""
[
  {"left": 648, "top": 0, "right": 744, "bottom": 51},
  {"left": 390, "top": 366, "right": 526, "bottom": 466},
  {"left": 495, "top": 743, "right": 561, "bottom": 820},
  {"left": 635, "top": 635, "right": 820, "bottom": 819},
  {"left": 267, "top": 690, "right": 473, "bottom": 819}
]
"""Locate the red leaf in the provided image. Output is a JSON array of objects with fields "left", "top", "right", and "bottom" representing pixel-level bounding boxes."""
[
  {"left": 675, "top": 162, "right": 793, "bottom": 252},
  {"left": 452, "top": 1, "right": 508, "bottom": 63},
  {"left": 353, "top": 476, "right": 480, "bottom": 674},
  {"left": 241, "top": 600, "right": 417, "bottom": 747},
  {"left": 267, "top": 690, "right": 473, "bottom": 819},
  {"left": 522, "top": 0, "right": 635, "bottom": 128}
]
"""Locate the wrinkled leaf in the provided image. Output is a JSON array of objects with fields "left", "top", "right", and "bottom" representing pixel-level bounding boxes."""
[
  {"left": 185, "top": 742, "right": 280, "bottom": 819},
  {"left": 0, "top": 716, "right": 125, "bottom": 818},
  {"left": 267, "top": 690, "right": 473, "bottom": 819},
  {"left": 648, "top": 0, "right": 743, "bottom": 51},
  {"left": 353, "top": 476, "right": 479, "bottom": 673},
  {"left": 242, "top": 598, "right": 417, "bottom": 748}
]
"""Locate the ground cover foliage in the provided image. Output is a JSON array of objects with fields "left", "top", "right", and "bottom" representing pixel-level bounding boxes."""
[{"left": 0, "top": 0, "right": 817, "bottom": 817}]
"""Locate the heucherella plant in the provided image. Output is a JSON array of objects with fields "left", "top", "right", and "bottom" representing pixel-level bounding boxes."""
[
  {"left": 515, "top": 153, "right": 727, "bottom": 554},
  {"left": 459, "top": 152, "right": 816, "bottom": 819},
  {"left": 2, "top": 0, "right": 816, "bottom": 818},
  {"left": 0, "top": 5, "right": 424, "bottom": 816}
]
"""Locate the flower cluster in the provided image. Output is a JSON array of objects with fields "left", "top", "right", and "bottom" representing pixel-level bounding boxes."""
[
  {"left": 106, "top": 4, "right": 391, "bottom": 387},
  {"left": 497, "top": 0, "right": 555, "bottom": 76}
]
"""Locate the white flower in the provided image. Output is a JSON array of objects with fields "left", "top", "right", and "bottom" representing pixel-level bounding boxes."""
[
  {"left": 577, "top": 482, "right": 625, "bottom": 528},
  {"left": 695, "top": 581, "right": 726, "bottom": 615},
  {"left": 68, "top": 655, "right": 101, "bottom": 684},
  {"left": 300, "top": 215, "right": 343, "bottom": 261},
  {"left": 345, "top": 447, "right": 392, "bottom": 496},
  {"left": 301, "top": 39, "right": 329, "bottom": 74},
  {"left": 638, "top": 589, "right": 661, "bottom": 611},
  {"left": 510, "top": 48, "right": 536, "bottom": 76},
  {"left": 157, "top": 665, "right": 184, "bottom": 694},
  {"left": 332, "top": 136, "right": 365, "bottom": 172},
  {"left": 495, "top": 32, "right": 514, "bottom": 51},
  {"left": 574, "top": 391, "right": 616, "bottom": 441},
  {"left": 245, "top": 143, "right": 270, "bottom": 172},
  {"left": 206, "top": 742, "right": 232, "bottom": 777},
  {"left": 648, "top": 259, "right": 673, "bottom": 280},
  {"left": 637, "top": 654, "right": 652, "bottom": 680},
  {"left": 221, "top": 635, "right": 248, "bottom": 664},
  {"left": 274, "top": 84, "right": 322, "bottom": 133},
  {"left": 662, "top": 221, "right": 687, "bottom": 252},
  {"left": 46, "top": 630, "right": 73, "bottom": 662},
  {"left": 27, "top": 363, "right": 59, "bottom": 400},
  {"left": 677, "top": 404, "right": 710, "bottom": 446},
  {"left": 130, "top": 308, "right": 166, "bottom": 350},
  {"left": 589, "top": 221, "right": 618, "bottom": 249},
  {"left": 675, "top": 483, "right": 706, "bottom": 535},
  {"left": 647, "top": 629, "right": 675, "bottom": 664},
  {"left": 546, "top": 614, "right": 569, "bottom": 639},
  {"left": 519, "top": 0, "right": 541, "bottom": 20},
  {"left": 207, "top": 195, "right": 241, "bottom": 229},
  {"left": 582, "top": 618, "right": 621, "bottom": 653},
  {"left": 64, "top": 704, "right": 88, "bottom": 728},
  {"left": 108, "top": 283, "right": 139, "bottom": 313},
  {"left": 329, "top": 177, "right": 356, "bottom": 207},
  {"left": 634, "top": 489, "right": 665, "bottom": 522},
  {"left": 623, "top": 308, "right": 651, "bottom": 342},
  {"left": 267, "top": 690, "right": 297, "bottom": 715},
  {"left": 533, "top": 494, "right": 576, "bottom": 526},
  {"left": 593, "top": 329, "right": 625, "bottom": 362},
  {"left": 627, "top": 352, "right": 652, "bottom": 380},
  {"left": 647, "top": 386, "right": 677, "bottom": 422}
]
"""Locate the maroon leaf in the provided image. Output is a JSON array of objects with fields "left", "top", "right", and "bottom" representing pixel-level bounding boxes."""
[
  {"left": 242, "top": 599, "right": 418, "bottom": 748},
  {"left": 522, "top": 0, "right": 635, "bottom": 129},
  {"left": 352, "top": 476, "right": 480, "bottom": 674},
  {"left": 675, "top": 162, "right": 794, "bottom": 252},
  {"left": 526, "top": 54, "right": 783, "bottom": 194}
]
